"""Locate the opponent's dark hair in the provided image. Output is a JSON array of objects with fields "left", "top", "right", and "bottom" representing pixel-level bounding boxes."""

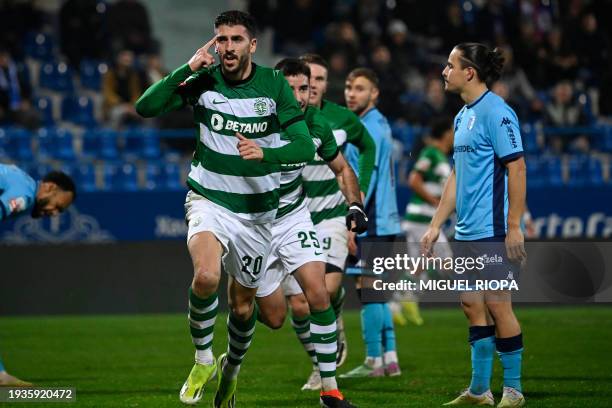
[
  {"left": 275, "top": 58, "right": 311, "bottom": 79},
  {"left": 299, "top": 53, "right": 330, "bottom": 71},
  {"left": 347, "top": 67, "right": 379, "bottom": 88},
  {"left": 43, "top": 171, "right": 76, "bottom": 199},
  {"left": 429, "top": 117, "right": 453, "bottom": 140},
  {"left": 454, "top": 42, "right": 505, "bottom": 85},
  {"left": 214, "top": 10, "right": 258, "bottom": 38}
]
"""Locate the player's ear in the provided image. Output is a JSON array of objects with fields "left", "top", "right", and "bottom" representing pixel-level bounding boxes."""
[{"left": 249, "top": 37, "right": 257, "bottom": 54}]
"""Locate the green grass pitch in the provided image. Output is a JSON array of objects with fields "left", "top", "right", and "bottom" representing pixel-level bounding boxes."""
[{"left": 1, "top": 307, "right": 611, "bottom": 407}]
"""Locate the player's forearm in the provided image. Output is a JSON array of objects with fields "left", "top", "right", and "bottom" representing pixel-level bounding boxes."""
[
  {"left": 336, "top": 164, "right": 362, "bottom": 205},
  {"left": 409, "top": 172, "right": 438, "bottom": 206},
  {"left": 355, "top": 131, "right": 376, "bottom": 193},
  {"left": 135, "top": 63, "right": 191, "bottom": 117},
  {"left": 430, "top": 170, "right": 456, "bottom": 229},
  {"left": 506, "top": 159, "right": 527, "bottom": 229},
  {"left": 261, "top": 121, "right": 315, "bottom": 164}
]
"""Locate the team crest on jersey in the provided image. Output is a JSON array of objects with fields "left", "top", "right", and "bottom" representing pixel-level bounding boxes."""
[
  {"left": 467, "top": 115, "right": 476, "bottom": 130},
  {"left": 9, "top": 197, "right": 26, "bottom": 214},
  {"left": 253, "top": 98, "right": 268, "bottom": 116}
]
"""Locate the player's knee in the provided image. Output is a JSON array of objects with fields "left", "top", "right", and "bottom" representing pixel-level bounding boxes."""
[
  {"left": 290, "top": 294, "right": 310, "bottom": 318},
  {"left": 192, "top": 266, "right": 220, "bottom": 295},
  {"left": 261, "top": 311, "right": 285, "bottom": 330},
  {"left": 303, "top": 286, "right": 330, "bottom": 311},
  {"left": 461, "top": 300, "right": 485, "bottom": 319},
  {"left": 228, "top": 301, "right": 254, "bottom": 322},
  {"left": 485, "top": 301, "right": 513, "bottom": 321}
]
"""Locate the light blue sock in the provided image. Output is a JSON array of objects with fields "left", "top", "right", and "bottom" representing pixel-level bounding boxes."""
[
  {"left": 0, "top": 356, "right": 4, "bottom": 372},
  {"left": 381, "top": 303, "right": 396, "bottom": 352},
  {"left": 497, "top": 334, "right": 523, "bottom": 392},
  {"left": 468, "top": 326, "right": 496, "bottom": 395},
  {"left": 361, "top": 303, "right": 384, "bottom": 358}
]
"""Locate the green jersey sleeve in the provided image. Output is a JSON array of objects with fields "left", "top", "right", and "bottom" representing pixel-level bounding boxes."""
[
  {"left": 344, "top": 111, "right": 375, "bottom": 193},
  {"left": 306, "top": 107, "right": 339, "bottom": 161},
  {"left": 413, "top": 147, "right": 434, "bottom": 176},
  {"left": 135, "top": 63, "right": 194, "bottom": 117}
]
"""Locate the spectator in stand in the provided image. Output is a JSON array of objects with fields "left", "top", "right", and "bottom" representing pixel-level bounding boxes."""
[
  {"left": 102, "top": 49, "right": 143, "bottom": 129},
  {"left": 369, "top": 43, "right": 405, "bottom": 119},
  {"left": 387, "top": 19, "right": 425, "bottom": 93},
  {"left": 107, "top": 0, "right": 153, "bottom": 54},
  {"left": 498, "top": 45, "right": 543, "bottom": 121},
  {"left": 272, "top": 0, "right": 319, "bottom": 55},
  {"left": 438, "top": 2, "right": 470, "bottom": 54},
  {"left": 410, "top": 77, "right": 458, "bottom": 126},
  {"left": 59, "top": 0, "right": 109, "bottom": 67},
  {"left": 0, "top": 1, "right": 45, "bottom": 59},
  {"left": 324, "top": 51, "right": 350, "bottom": 105},
  {"left": 0, "top": 48, "right": 40, "bottom": 129},
  {"left": 543, "top": 26, "right": 579, "bottom": 86},
  {"left": 543, "top": 80, "right": 590, "bottom": 153},
  {"left": 321, "top": 21, "right": 362, "bottom": 67},
  {"left": 572, "top": 11, "right": 610, "bottom": 85}
]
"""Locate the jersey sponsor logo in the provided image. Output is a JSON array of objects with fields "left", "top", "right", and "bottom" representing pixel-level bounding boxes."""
[
  {"left": 210, "top": 113, "right": 269, "bottom": 134},
  {"left": 8, "top": 197, "right": 26, "bottom": 214},
  {"left": 467, "top": 115, "right": 476, "bottom": 130},
  {"left": 454, "top": 145, "right": 476, "bottom": 153},
  {"left": 253, "top": 98, "right": 269, "bottom": 116},
  {"left": 500, "top": 117, "right": 512, "bottom": 126},
  {"left": 504, "top": 121, "right": 518, "bottom": 149},
  {"left": 454, "top": 117, "right": 461, "bottom": 132}
]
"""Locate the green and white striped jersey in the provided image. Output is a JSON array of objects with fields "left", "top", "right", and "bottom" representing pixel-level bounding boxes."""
[
  {"left": 277, "top": 105, "right": 338, "bottom": 219},
  {"left": 176, "top": 63, "right": 306, "bottom": 223},
  {"left": 405, "top": 145, "right": 451, "bottom": 223},
  {"left": 302, "top": 100, "right": 375, "bottom": 225}
]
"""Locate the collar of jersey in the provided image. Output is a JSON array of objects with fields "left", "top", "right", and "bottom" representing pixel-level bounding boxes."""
[
  {"left": 220, "top": 62, "right": 257, "bottom": 86},
  {"left": 466, "top": 89, "right": 490, "bottom": 109}
]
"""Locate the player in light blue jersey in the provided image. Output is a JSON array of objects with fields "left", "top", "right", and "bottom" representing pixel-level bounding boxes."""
[
  {"left": 422, "top": 43, "right": 527, "bottom": 408},
  {"left": 340, "top": 68, "right": 402, "bottom": 379},
  {"left": 0, "top": 164, "right": 76, "bottom": 386}
]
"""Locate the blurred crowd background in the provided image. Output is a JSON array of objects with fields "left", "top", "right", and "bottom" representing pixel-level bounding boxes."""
[{"left": 1, "top": 0, "right": 611, "bottom": 193}]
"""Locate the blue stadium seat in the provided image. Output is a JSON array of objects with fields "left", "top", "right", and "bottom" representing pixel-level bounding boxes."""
[
  {"left": 74, "top": 163, "right": 98, "bottom": 192},
  {"left": 82, "top": 128, "right": 119, "bottom": 160},
  {"left": 602, "top": 126, "right": 612, "bottom": 153},
  {"left": 55, "top": 128, "right": 76, "bottom": 160},
  {"left": 32, "top": 163, "right": 52, "bottom": 180},
  {"left": 521, "top": 123, "right": 539, "bottom": 153},
  {"left": 525, "top": 155, "right": 545, "bottom": 188},
  {"left": 79, "top": 60, "right": 107, "bottom": 91},
  {"left": 568, "top": 155, "right": 604, "bottom": 186},
  {"left": 34, "top": 96, "right": 55, "bottom": 126},
  {"left": 4, "top": 128, "right": 34, "bottom": 161},
  {"left": 36, "top": 127, "right": 75, "bottom": 160},
  {"left": 143, "top": 163, "right": 163, "bottom": 190},
  {"left": 123, "top": 127, "right": 161, "bottom": 159},
  {"left": 39, "top": 62, "right": 75, "bottom": 93},
  {"left": 36, "top": 127, "right": 57, "bottom": 159},
  {"left": 100, "top": 163, "right": 117, "bottom": 191},
  {"left": 23, "top": 31, "right": 55, "bottom": 61},
  {"left": 113, "top": 162, "right": 140, "bottom": 191},
  {"left": 544, "top": 156, "right": 564, "bottom": 186},
  {"left": 61, "top": 95, "right": 97, "bottom": 127},
  {"left": 391, "top": 121, "right": 414, "bottom": 154},
  {"left": 164, "top": 162, "right": 184, "bottom": 190},
  {"left": 0, "top": 128, "right": 9, "bottom": 159}
]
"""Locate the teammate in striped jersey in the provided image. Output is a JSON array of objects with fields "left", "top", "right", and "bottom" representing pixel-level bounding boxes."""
[
  {"left": 299, "top": 54, "right": 376, "bottom": 366},
  {"left": 136, "top": 11, "right": 316, "bottom": 407},
  {"left": 254, "top": 58, "right": 365, "bottom": 408}
]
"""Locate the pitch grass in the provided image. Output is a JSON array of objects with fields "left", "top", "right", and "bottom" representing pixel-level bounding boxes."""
[{"left": 1, "top": 306, "right": 611, "bottom": 407}]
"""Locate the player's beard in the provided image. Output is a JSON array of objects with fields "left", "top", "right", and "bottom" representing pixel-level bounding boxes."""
[
  {"left": 351, "top": 96, "right": 371, "bottom": 117},
  {"left": 221, "top": 51, "right": 249, "bottom": 75},
  {"left": 30, "top": 197, "right": 49, "bottom": 218}
]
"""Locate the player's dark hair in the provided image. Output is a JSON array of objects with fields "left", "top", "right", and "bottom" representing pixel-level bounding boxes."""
[
  {"left": 347, "top": 67, "right": 379, "bottom": 88},
  {"left": 275, "top": 58, "right": 311, "bottom": 79},
  {"left": 429, "top": 117, "right": 453, "bottom": 140},
  {"left": 214, "top": 10, "right": 258, "bottom": 38},
  {"left": 300, "top": 53, "right": 330, "bottom": 71},
  {"left": 454, "top": 42, "right": 505, "bottom": 86},
  {"left": 43, "top": 171, "right": 76, "bottom": 200}
]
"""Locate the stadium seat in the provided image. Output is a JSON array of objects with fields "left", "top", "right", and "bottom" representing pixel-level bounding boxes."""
[
  {"left": 55, "top": 128, "right": 76, "bottom": 160},
  {"left": 79, "top": 60, "right": 108, "bottom": 91},
  {"left": 32, "top": 163, "right": 52, "bottom": 180},
  {"left": 164, "top": 162, "right": 184, "bottom": 190},
  {"left": 4, "top": 128, "right": 34, "bottom": 161},
  {"left": 143, "top": 163, "right": 163, "bottom": 190},
  {"left": 113, "top": 162, "right": 140, "bottom": 191},
  {"left": 0, "top": 128, "right": 9, "bottom": 159},
  {"left": 526, "top": 155, "right": 545, "bottom": 188},
  {"left": 123, "top": 127, "right": 161, "bottom": 159},
  {"left": 521, "top": 123, "right": 540, "bottom": 153},
  {"left": 544, "top": 156, "right": 564, "bottom": 186},
  {"left": 82, "top": 128, "right": 119, "bottom": 160},
  {"left": 568, "top": 155, "right": 604, "bottom": 186},
  {"left": 39, "top": 62, "right": 75, "bottom": 93},
  {"left": 61, "top": 95, "right": 97, "bottom": 127},
  {"left": 35, "top": 96, "right": 55, "bottom": 126},
  {"left": 23, "top": 31, "right": 55, "bottom": 61},
  {"left": 74, "top": 163, "right": 98, "bottom": 192},
  {"left": 36, "top": 127, "right": 55, "bottom": 159},
  {"left": 391, "top": 121, "right": 415, "bottom": 154}
]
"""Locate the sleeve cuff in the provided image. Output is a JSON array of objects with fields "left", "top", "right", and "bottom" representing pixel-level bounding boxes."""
[
  {"left": 280, "top": 114, "right": 304, "bottom": 130},
  {"left": 499, "top": 151, "right": 524, "bottom": 164},
  {"left": 323, "top": 147, "right": 340, "bottom": 162}
]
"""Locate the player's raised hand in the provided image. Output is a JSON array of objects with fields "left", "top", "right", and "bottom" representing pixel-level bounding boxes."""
[
  {"left": 420, "top": 226, "right": 440, "bottom": 257},
  {"left": 188, "top": 36, "right": 218, "bottom": 72},
  {"left": 505, "top": 225, "right": 526, "bottom": 263},
  {"left": 236, "top": 132, "right": 263, "bottom": 161}
]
